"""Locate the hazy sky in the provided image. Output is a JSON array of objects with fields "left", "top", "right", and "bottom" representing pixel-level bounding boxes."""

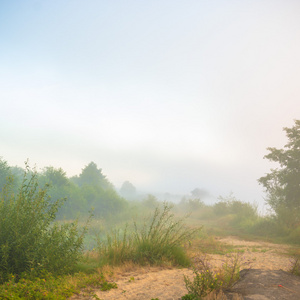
[{"left": 1, "top": 0, "right": 299, "bottom": 207}]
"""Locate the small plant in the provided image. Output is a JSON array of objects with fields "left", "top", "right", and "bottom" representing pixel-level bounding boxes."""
[
  {"left": 183, "top": 268, "right": 221, "bottom": 299},
  {"left": 290, "top": 258, "right": 300, "bottom": 276},
  {"left": 128, "top": 276, "right": 135, "bottom": 282},
  {"left": 100, "top": 280, "right": 117, "bottom": 291},
  {"left": 218, "top": 253, "right": 244, "bottom": 288},
  {"left": 183, "top": 257, "right": 222, "bottom": 299},
  {"left": 182, "top": 252, "right": 248, "bottom": 299}
]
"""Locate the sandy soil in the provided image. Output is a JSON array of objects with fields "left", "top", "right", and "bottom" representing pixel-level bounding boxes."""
[{"left": 70, "top": 236, "right": 295, "bottom": 300}]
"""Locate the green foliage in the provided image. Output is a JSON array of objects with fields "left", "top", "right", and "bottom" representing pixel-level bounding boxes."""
[
  {"left": 0, "top": 272, "right": 76, "bottom": 300},
  {"left": 258, "top": 119, "right": 300, "bottom": 227},
  {"left": 182, "top": 253, "right": 245, "bottom": 299},
  {"left": 133, "top": 203, "right": 198, "bottom": 265},
  {"left": 0, "top": 157, "right": 14, "bottom": 192},
  {"left": 183, "top": 268, "right": 222, "bottom": 299},
  {"left": 218, "top": 253, "right": 244, "bottom": 288},
  {"left": 97, "top": 226, "right": 134, "bottom": 265},
  {"left": 214, "top": 194, "right": 257, "bottom": 218},
  {"left": 212, "top": 194, "right": 258, "bottom": 232},
  {"left": 39, "top": 167, "right": 69, "bottom": 188},
  {"left": 0, "top": 271, "right": 117, "bottom": 299},
  {"left": 72, "top": 162, "right": 113, "bottom": 190},
  {"left": 179, "top": 197, "right": 204, "bottom": 212},
  {"left": 69, "top": 162, "right": 127, "bottom": 218},
  {"left": 98, "top": 202, "right": 200, "bottom": 267},
  {"left": 0, "top": 165, "right": 87, "bottom": 282}
]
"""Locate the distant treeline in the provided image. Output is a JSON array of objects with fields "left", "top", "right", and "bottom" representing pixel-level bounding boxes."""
[{"left": 0, "top": 158, "right": 127, "bottom": 219}]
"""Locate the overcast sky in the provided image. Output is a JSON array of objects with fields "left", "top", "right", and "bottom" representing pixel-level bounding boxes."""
[{"left": 1, "top": 0, "right": 299, "bottom": 207}]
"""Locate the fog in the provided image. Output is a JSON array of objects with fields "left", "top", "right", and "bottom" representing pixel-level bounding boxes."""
[{"left": 1, "top": 0, "right": 300, "bottom": 207}]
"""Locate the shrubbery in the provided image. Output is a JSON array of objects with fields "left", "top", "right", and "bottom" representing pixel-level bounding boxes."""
[{"left": 0, "top": 164, "right": 87, "bottom": 282}]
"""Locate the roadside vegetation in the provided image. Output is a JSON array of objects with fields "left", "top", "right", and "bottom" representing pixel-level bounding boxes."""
[{"left": 0, "top": 120, "right": 299, "bottom": 298}]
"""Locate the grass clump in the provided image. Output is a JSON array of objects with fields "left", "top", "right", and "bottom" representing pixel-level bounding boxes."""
[
  {"left": 0, "top": 163, "right": 88, "bottom": 282},
  {"left": 98, "top": 202, "right": 200, "bottom": 267}
]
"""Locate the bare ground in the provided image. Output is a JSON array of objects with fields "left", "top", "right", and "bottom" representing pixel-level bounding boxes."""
[{"left": 70, "top": 236, "right": 297, "bottom": 300}]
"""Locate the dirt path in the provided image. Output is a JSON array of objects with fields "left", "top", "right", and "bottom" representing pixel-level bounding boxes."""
[{"left": 70, "top": 236, "right": 295, "bottom": 300}]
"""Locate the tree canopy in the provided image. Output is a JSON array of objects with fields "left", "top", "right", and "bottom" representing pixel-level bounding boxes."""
[{"left": 258, "top": 119, "right": 300, "bottom": 227}]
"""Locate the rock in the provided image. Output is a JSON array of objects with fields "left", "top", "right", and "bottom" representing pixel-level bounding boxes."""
[{"left": 225, "top": 269, "right": 300, "bottom": 300}]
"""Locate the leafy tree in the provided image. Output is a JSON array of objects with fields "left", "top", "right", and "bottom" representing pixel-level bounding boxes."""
[
  {"left": 71, "top": 162, "right": 127, "bottom": 217},
  {"left": 258, "top": 119, "right": 300, "bottom": 227},
  {"left": 40, "top": 166, "right": 69, "bottom": 187},
  {"left": 73, "top": 162, "right": 113, "bottom": 190},
  {"left": 120, "top": 180, "right": 136, "bottom": 199},
  {"left": 0, "top": 157, "right": 12, "bottom": 191},
  {"left": 39, "top": 166, "right": 88, "bottom": 219}
]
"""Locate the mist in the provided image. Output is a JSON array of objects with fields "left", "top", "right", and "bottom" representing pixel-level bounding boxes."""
[{"left": 1, "top": 0, "right": 300, "bottom": 208}]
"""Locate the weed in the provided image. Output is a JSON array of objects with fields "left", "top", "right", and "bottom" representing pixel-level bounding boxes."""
[
  {"left": 289, "top": 249, "right": 300, "bottom": 277},
  {"left": 182, "top": 252, "right": 248, "bottom": 299},
  {"left": 128, "top": 276, "right": 135, "bottom": 282},
  {"left": 183, "top": 268, "right": 222, "bottom": 299},
  {"left": 218, "top": 253, "right": 247, "bottom": 288},
  {"left": 100, "top": 280, "right": 117, "bottom": 291}
]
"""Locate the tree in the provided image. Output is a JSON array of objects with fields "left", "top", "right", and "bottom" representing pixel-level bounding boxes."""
[
  {"left": 258, "top": 119, "right": 300, "bottom": 227},
  {"left": 73, "top": 162, "right": 113, "bottom": 190},
  {"left": 119, "top": 181, "right": 136, "bottom": 199},
  {"left": 0, "top": 157, "right": 12, "bottom": 191},
  {"left": 40, "top": 166, "right": 69, "bottom": 188},
  {"left": 71, "top": 162, "right": 127, "bottom": 217}
]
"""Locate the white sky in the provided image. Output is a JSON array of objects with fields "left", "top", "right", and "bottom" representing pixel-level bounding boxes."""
[{"left": 1, "top": 0, "right": 299, "bottom": 206}]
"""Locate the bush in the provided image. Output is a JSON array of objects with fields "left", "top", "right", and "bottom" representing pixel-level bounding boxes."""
[
  {"left": 0, "top": 165, "right": 88, "bottom": 282},
  {"left": 183, "top": 268, "right": 221, "bottom": 299}
]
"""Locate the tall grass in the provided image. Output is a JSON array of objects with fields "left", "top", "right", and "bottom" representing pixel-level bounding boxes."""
[{"left": 97, "top": 202, "right": 200, "bottom": 267}]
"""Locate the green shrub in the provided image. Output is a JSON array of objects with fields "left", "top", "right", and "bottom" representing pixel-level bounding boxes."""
[
  {"left": 182, "top": 253, "right": 245, "bottom": 299},
  {"left": 0, "top": 164, "right": 88, "bottom": 282},
  {"left": 183, "top": 268, "right": 221, "bottom": 299}
]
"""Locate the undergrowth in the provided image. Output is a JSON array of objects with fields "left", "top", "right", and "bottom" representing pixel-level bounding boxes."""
[{"left": 0, "top": 270, "right": 117, "bottom": 299}]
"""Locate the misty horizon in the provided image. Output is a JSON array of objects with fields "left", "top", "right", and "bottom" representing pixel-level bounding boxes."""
[{"left": 1, "top": 0, "right": 299, "bottom": 211}]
